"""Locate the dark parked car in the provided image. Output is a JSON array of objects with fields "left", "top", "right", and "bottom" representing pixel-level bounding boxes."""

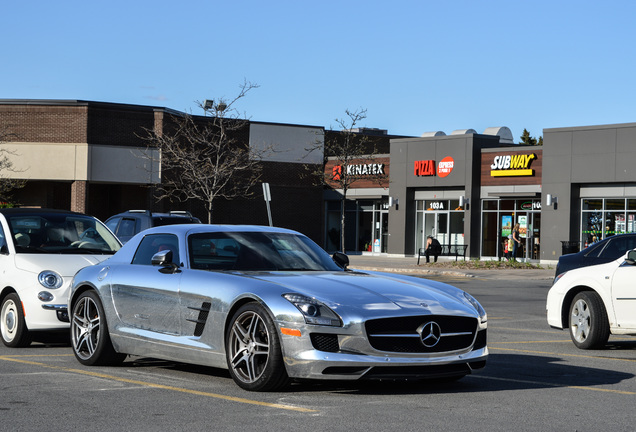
[
  {"left": 105, "top": 210, "right": 201, "bottom": 244},
  {"left": 555, "top": 233, "right": 636, "bottom": 280}
]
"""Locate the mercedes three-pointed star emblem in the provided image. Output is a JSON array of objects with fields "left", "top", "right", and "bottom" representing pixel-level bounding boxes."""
[{"left": 418, "top": 321, "right": 442, "bottom": 347}]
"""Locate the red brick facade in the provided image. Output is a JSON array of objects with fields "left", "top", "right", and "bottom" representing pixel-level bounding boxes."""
[{"left": 0, "top": 100, "right": 325, "bottom": 244}]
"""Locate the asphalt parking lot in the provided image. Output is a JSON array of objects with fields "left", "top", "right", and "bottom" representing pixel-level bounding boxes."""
[{"left": 1, "top": 263, "right": 635, "bottom": 431}]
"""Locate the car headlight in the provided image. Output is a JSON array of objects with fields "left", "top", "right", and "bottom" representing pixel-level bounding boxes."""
[
  {"left": 463, "top": 291, "right": 487, "bottom": 323},
  {"left": 38, "top": 270, "right": 63, "bottom": 289},
  {"left": 283, "top": 293, "right": 342, "bottom": 326},
  {"left": 552, "top": 272, "right": 565, "bottom": 286}
]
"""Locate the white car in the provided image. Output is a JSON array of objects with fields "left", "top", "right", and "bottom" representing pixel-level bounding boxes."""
[
  {"left": 0, "top": 208, "right": 121, "bottom": 347},
  {"left": 547, "top": 249, "right": 636, "bottom": 349}
]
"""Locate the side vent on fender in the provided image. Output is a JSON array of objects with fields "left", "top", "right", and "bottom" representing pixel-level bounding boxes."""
[{"left": 186, "top": 302, "right": 211, "bottom": 337}]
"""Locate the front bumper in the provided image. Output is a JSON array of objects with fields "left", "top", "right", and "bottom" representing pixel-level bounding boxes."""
[
  {"left": 279, "top": 319, "right": 488, "bottom": 381},
  {"left": 284, "top": 346, "right": 488, "bottom": 380},
  {"left": 41, "top": 304, "right": 69, "bottom": 323}
]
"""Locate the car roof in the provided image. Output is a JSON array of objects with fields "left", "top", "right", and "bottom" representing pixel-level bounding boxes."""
[
  {"left": 140, "top": 224, "right": 301, "bottom": 236},
  {"left": 109, "top": 210, "right": 198, "bottom": 218},
  {"left": 0, "top": 208, "right": 90, "bottom": 216}
]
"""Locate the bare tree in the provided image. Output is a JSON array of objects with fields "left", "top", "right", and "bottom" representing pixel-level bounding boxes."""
[
  {"left": 0, "top": 127, "right": 26, "bottom": 205},
  {"left": 141, "top": 81, "right": 265, "bottom": 223},
  {"left": 310, "top": 108, "right": 388, "bottom": 253}
]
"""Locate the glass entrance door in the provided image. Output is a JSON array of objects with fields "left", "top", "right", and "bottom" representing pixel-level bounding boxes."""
[
  {"left": 372, "top": 209, "right": 389, "bottom": 253},
  {"left": 423, "top": 212, "right": 448, "bottom": 247},
  {"left": 514, "top": 211, "right": 540, "bottom": 261}
]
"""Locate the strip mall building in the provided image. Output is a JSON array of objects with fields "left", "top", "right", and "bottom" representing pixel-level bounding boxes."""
[
  {"left": 2, "top": 100, "right": 636, "bottom": 264},
  {"left": 329, "top": 122, "right": 636, "bottom": 265}
]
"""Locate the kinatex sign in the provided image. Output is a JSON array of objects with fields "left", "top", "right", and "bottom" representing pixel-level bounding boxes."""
[
  {"left": 332, "top": 163, "right": 385, "bottom": 181},
  {"left": 490, "top": 153, "right": 537, "bottom": 177}
]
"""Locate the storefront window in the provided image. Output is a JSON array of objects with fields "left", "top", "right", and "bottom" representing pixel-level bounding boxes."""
[
  {"left": 481, "top": 198, "right": 541, "bottom": 260},
  {"left": 481, "top": 212, "right": 498, "bottom": 257},
  {"left": 482, "top": 200, "right": 498, "bottom": 210},
  {"left": 583, "top": 199, "right": 603, "bottom": 210},
  {"left": 606, "top": 199, "right": 625, "bottom": 211},
  {"left": 415, "top": 200, "right": 464, "bottom": 252},
  {"left": 325, "top": 199, "right": 389, "bottom": 253},
  {"left": 581, "top": 198, "right": 636, "bottom": 247},
  {"left": 499, "top": 200, "right": 515, "bottom": 210}
]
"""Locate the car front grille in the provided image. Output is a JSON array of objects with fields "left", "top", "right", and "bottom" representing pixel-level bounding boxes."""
[
  {"left": 365, "top": 315, "right": 479, "bottom": 354},
  {"left": 310, "top": 333, "right": 340, "bottom": 352}
]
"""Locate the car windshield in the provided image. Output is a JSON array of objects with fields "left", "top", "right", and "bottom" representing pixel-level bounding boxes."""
[
  {"left": 188, "top": 231, "right": 343, "bottom": 271},
  {"left": 8, "top": 213, "right": 121, "bottom": 254}
]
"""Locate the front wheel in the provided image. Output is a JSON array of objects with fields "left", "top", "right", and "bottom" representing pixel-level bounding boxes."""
[
  {"left": 569, "top": 291, "right": 610, "bottom": 349},
  {"left": 71, "top": 291, "right": 126, "bottom": 366},
  {"left": 1, "top": 293, "right": 31, "bottom": 347},
  {"left": 226, "top": 303, "right": 289, "bottom": 391}
]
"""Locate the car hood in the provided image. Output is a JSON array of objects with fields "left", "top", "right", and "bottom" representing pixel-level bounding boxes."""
[
  {"left": 247, "top": 271, "right": 476, "bottom": 316},
  {"left": 14, "top": 254, "right": 110, "bottom": 276}
]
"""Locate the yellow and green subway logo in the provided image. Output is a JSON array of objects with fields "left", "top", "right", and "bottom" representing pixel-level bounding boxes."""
[{"left": 490, "top": 153, "right": 536, "bottom": 177}]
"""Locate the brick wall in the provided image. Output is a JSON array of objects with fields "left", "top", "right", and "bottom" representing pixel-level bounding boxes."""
[{"left": 0, "top": 104, "right": 88, "bottom": 143}]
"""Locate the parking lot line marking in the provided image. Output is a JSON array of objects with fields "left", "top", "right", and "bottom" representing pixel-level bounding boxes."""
[
  {"left": 491, "top": 340, "right": 572, "bottom": 344},
  {"left": 0, "top": 354, "right": 74, "bottom": 358},
  {"left": 494, "top": 326, "right": 567, "bottom": 334},
  {"left": 0, "top": 355, "right": 316, "bottom": 413},
  {"left": 473, "top": 375, "right": 636, "bottom": 396},
  {"left": 489, "top": 346, "right": 636, "bottom": 363}
]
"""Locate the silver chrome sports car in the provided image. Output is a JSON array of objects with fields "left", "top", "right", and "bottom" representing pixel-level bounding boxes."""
[{"left": 69, "top": 225, "right": 487, "bottom": 391}]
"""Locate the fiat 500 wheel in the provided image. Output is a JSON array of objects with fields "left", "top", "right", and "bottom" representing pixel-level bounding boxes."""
[
  {"left": 226, "top": 303, "right": 289, "bottom": 391},
  {"left": 71, "top": 291, "right": 125, "bottom": 366},
  {"left": 569, "top": 291, "right": 610, "bottom": 350},
  {"left": 1, "top": 293, "right": 31, "bottom": 347}
]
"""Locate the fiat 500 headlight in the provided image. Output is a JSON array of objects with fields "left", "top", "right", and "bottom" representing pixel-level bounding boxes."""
[
  {"left": 283, "top": 293, "right": 342, "bottom": 326},
  {"left": 38, "top": 270, "right": 63, "bottom": 289}
]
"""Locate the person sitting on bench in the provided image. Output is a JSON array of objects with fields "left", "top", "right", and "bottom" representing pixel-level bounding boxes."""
[{"left": 425, "top": 235, "right": 442, "bottom": 263}]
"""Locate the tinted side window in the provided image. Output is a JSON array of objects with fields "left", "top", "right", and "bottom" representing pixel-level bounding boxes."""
[
  {"left": 0, "top": 223, "right": 6, "bottom": 252},
  {"left": 625, "top": 236, "right": 636, "bottom": 253},
  {"left": 584, "top": 241, "right": 605, "bottom": 258},
  {"left": 117, "top": 218, "right": 138, "bottom": 238},
  {"left": 132, "top": 234, "right": 180, "bottom": 266},
  {"left": 105, "top": 217, "right": 121, "bottom": 233},
  {"left": 598, "top": 236, "right": 636, "bottom": 260}
]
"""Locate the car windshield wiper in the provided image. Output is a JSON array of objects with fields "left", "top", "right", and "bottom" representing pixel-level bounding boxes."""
[
  {"left": 276, "top": 267, "right": 320, "bottom": 271},
  {"left": 59, "top": 248, "right": 115, "bottom": 255}
]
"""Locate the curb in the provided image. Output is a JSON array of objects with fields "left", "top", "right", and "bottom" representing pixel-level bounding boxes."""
[{"left": 350, "top": 266, "right": 475, "bottom": 278}]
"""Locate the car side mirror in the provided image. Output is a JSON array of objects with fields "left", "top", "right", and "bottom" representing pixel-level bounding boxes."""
[
  {"left": 151, "top": 249, "right": 180, "bottom": 273},
  {"left": 332, "top": 251, "right": 349, "bottom": 270},
  {"left": 625, "top": 250, "right": 636, "bottom": 265}
]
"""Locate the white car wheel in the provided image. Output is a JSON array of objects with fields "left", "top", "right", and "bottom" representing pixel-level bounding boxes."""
[
  {"left": 569, "top": 291, "right": 610, "bottom": 349},
  {"left": 1, "top": 293, "right": 31, "bottom": 347}
]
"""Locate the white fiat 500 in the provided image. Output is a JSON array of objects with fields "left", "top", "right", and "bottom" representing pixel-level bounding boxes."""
[
  {"left": 0, "top": 208, "right": 121, "bottom": 347},
  {"left": 547, "top": 248, "right": 636, "bottom": 349}
]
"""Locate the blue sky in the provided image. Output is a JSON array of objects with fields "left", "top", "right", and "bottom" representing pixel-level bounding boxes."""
[{"left": 3, "top": 1, "right": 635, "bottom": 141}]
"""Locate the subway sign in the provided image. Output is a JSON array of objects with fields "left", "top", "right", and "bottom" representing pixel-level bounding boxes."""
[{"left": 490, "top": 153, "right": 536, "bottom": 177}]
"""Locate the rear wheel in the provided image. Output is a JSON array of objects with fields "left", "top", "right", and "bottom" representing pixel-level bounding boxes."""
[
  {"left": 226, "top": 302, "right": 289, "bottom": 391},
  {"left": 1, "top": 293, "right": 31, "bottom": 347},
  {"left": 569, "top": 291, "right": 610, "bottom": 349},
  {"left": 71, "top": 291, "right": 126, "bottom": 365}
]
